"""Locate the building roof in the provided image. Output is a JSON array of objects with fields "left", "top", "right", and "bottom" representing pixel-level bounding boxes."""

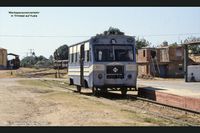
[
  {"left": 7, "top": 53, "right": 19, "bottom": 57},
  {"left": 0, "top": 47, "right": 7, "bottom": 50},
  {"left": 139, "top": 47, "right": 156, "bottom": 50}
]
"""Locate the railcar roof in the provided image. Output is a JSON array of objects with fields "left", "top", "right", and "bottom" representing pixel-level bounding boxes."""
[
  {"left": 68, "top": 40, "right": 90, "bottom": 48},
  {"left": 68, "top": 35, "right": 135, "bottom": 48}
]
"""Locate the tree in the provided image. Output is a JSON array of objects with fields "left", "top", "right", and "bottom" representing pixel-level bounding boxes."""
[
  {"left": 54, "top": 44, "right": 69, "bottom": 60},
  {"left": 20, "top": 55, "right": 52, "bottom": 68},
  {"left": 183, "top": 36, "right": 200, "bottom": 44},
  {"left": 21, "top": 56, "right": 38, "bottom": 67},
  {"left": 169, "top": 42, "right": 178, "bottom": 47},
  {"left": 183, "top": 36, "right": 200, "bottom": 54},
  {"left": 135, "top": 38, "right": 150, "bottom": 51},
  {"left": 103, "top": 27, "right": 124, "bottom": 35},
  {"left": 162, "top": 41, "right": 168, "bottom": 46},
  {"left": 49, "top": 55, "right": 54, "bottom": 63}
]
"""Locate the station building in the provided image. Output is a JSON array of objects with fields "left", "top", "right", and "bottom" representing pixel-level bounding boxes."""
[{"left": 0, "top": 47, "right": 7, "bottom": 69}]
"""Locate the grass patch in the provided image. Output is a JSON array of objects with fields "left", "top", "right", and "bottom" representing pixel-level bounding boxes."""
[
  {"left": 143, "top": 117, "right": 174, "bottom": 126},
  {"left": 29, "top": 88, "right": 54, "bottom": 94},
  {"left": 17, "top": 80, "right": 55, "bottom": 94},
  {"left": 120, "top": 109, "right": 137, "bottom": 114},
  {"left": 17, "top": 80, "right": 51, "bottom": 88}
]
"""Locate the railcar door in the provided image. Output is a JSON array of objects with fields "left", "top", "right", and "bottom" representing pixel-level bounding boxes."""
[{"left": 80, "top": 44, "right": 85, "bottom": 87}]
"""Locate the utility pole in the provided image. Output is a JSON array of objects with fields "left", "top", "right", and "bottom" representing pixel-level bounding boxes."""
[
  {"left": 55, "top": 50, "right": 60, "bottom": 78},
  {"left": 57, "top": 52, "right": 60, "bottom": 78},
  {"left": 29, "top": 49, "right": 34, "bottom": 56}
]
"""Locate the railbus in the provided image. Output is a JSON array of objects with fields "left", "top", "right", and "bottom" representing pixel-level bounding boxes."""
[{"left": 68, "top": 34, "right": 137, "bottom": 95}]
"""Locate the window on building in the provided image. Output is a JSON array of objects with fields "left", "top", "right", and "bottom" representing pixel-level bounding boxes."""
[
  {"left": 150, "top": 50, "right": 156, "bottom": 59},
  {"left": 143, "top": 50, "right": 145, "bottom": 57},
  {"left": 178, "top": 64, "right": 183, "bottom": 71},
  {"left": 176, "top": 48, "right": 182, "bottom": 57}
]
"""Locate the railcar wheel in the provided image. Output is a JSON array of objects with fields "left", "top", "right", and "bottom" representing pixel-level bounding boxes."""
[
  {"left": 92, "top": 87, "right": 101, "bottom": 96},
  {"left": 69, "top": 79, "right": 74, "bottom": 85},
  {"left": 121, "top": 88, "right": 127, "bottom": 96},
  {"left": 135, "top": 86, "right": 138, "bottom": 91},
  {"left": 100, "top": 87, "right": 107, "bottom": 93},
  {"left": 77, "top": 86, "right": 81, "bottom": 93}
]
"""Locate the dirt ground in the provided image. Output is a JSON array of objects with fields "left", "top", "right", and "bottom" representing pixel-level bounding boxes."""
[{"left": 0, "top": 68, "right": 200, "bottom": 126}]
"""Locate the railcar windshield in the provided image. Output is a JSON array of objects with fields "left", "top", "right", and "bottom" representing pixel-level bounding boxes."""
[{"left": 94, "top": 45, "right": 134, "bottom": 62}]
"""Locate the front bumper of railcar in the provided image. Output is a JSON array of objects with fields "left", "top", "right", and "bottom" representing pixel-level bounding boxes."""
[{"left": 93, "top": 64, "right": 137, "bottom": 88}]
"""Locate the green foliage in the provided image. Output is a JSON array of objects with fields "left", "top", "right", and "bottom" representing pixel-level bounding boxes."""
[
  {"left": 169, "top": 42, "right": 178, "bottom": 47},
  {"left": 96, "top": 27, "right": 125, "bottom": 36},
  {"left": 103, "top": 27, "right": 124, "bottom": 35},
  {"left": 54, "top": 45, "right": 69, "bottom": 60},
  {"left": 162, "top": 41, "right": 168, "bottom": 46},
  {"left": 183, "top": 36, "right": 200, "bottom": 44},
  {"left": 21, "top": 56, "right": 37, "bottom": 67},
  {"left": 49, "top": 55, "right": 54, "bottom": 63},
  {"left": 183, "top": 36, "right": 200, "bottom": 54},
  {"left": 135, "top": 38, "right": 150, "bottom": 51}
]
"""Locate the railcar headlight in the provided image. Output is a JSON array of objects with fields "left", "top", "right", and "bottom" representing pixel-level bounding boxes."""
[
  {"left": 127, "top": 74, "right": 132, "bottom": 79},
  {"left": 98, "top": 74, "right": 103, "bottom": 79}
]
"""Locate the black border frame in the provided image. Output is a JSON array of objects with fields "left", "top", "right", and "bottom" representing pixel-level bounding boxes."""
[
  {"left": 0, "top": 0, "right": 200, "bottom": 132},
  {"left": 0, "top": 0, "right": 200, "bottom": 6}
]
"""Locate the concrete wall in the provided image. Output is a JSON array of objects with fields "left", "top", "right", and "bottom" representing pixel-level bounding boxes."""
[
  {"left": 159, "top": 48, "right": 169, "bottom": 62},
  {"left": 137, "top": 49, "right": 148, "bottom": 63},
  {"left": 0, "top": 48, "right": 7, "bottom": 69},
  {"left": 169, "top": 46, "right": 184, "bottom": 61},
  {"left": 137, "top": 48, "right": 158, "bottom": 63},
  {"left": 188, "top": 65, "right": 200, "bottom": 81}
]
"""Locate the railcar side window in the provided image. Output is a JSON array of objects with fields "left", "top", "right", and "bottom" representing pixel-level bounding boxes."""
[
  {"left": 69, "top": 54, "right": 71, "bottom": 63},
  {"left": 75, "top": 53, "right": 77, "bottom": 62},
  {"left": 71, "top": 53, "right": 74, "bottom": 63},
  {"left": 87, "top": 50, "right": 90, "bottom": 62}
]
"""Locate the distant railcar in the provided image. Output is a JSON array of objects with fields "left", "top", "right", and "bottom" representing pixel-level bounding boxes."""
[
  {"left": 68, "top": 34, "right": 137, "bottom": 95},
  {"left": 53, "top": 60, "right": 68, "bottom": 69},
  {"left": 7, "top": 53, "right": 20, "bottom": 69}
]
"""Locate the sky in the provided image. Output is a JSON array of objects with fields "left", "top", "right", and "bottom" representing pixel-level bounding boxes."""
[{"left": 0, "top": 7, "right": 200, "bottom": 59}]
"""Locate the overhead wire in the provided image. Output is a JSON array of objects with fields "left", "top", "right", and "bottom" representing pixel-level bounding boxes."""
[{"left": 0, "top": 33, "right": 200, "bottom": 38}]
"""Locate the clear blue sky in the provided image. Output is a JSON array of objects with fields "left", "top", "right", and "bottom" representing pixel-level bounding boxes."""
[{"left": 0, "top": 7, "right": 200, "bottom": 59}]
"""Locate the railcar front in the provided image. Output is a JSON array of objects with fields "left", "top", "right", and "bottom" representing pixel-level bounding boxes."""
[{"left": 90, "top": 35, "right": 137, "bottom": 95}]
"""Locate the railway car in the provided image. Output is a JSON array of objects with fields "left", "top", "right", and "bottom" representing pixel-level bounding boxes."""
[
  {"left": 53, "top": 60, "right": 68, "bottom": 69},
  {"left": 68, "top": 34, "right": 137, "bottom": 95},
  {"left": 7, "top": 53, "right": 20, "bottom": 69}
]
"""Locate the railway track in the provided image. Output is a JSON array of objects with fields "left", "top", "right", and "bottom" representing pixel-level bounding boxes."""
[
  {"left": 94, "top": 92, "right": 200, "bottom": 126},
  {"left": 40, "top": 79, "right": 200, "bottom": 126},
  {"left": 124, "top": 94, "right": 200, "bottom": 126}
]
